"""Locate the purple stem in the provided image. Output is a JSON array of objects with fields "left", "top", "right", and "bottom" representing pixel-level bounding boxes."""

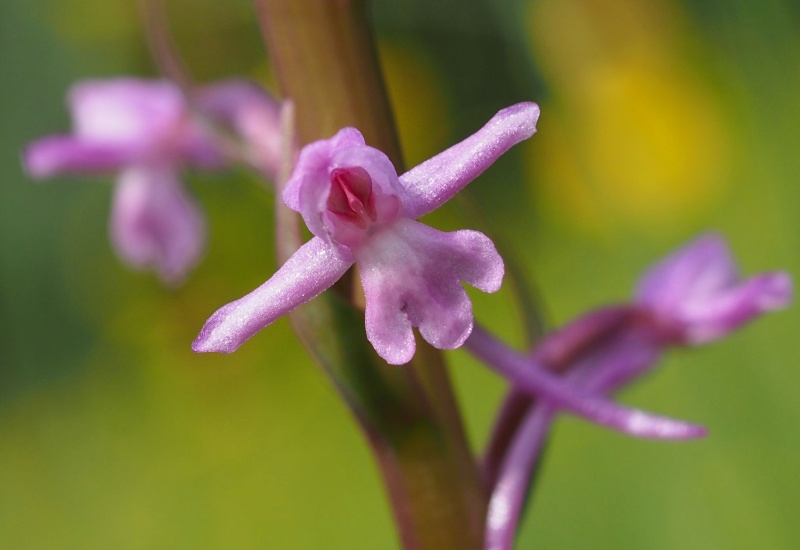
[
  {"left": 485, "top": 400, "right": 554, "bottom": 550},
  {"left": 484, "top": 345, "right": 668, "bottom": 550},
  {"left": 481, "top": 306, "right": 633, "bottom": 487},
  {"left": 482, "top": 389, "right": 534, "bottom": 489}
]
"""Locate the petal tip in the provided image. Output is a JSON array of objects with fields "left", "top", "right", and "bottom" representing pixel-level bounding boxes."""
[
  {"left": 191, "top": 331, "right": 238, "bottom": 354},
  {"left": 481, "top": 255, "right": 505, "bottom": 294},
  {"left": 761, "top": 272, "right": 793, "bottom": 310},
  {"left": 375, "top": 340, "right": 416, "bottom": 366},
  {"left": 22, "top": 140, "right": 57, "bottom": 179},
  {"left": 498, "top": 102, "right": 541, "bottom": 139},
  {"left": 622, "top": 409, "right": 708, "bottom": 440},
  {"left": 191, "top": 305, "right": 242, "bottom": 354}
]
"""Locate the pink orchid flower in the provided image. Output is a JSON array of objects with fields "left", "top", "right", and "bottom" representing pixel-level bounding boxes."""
[
  {"left": 24, "top": 78, "right": 279, "bottom": 284},
  {"left": 193, "top": 102, "right": 540, "bottom": 364}
]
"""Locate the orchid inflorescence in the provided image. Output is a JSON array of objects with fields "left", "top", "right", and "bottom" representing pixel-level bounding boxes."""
[{"left": 23, "top": 9, "right": 792, "bottom": 550}]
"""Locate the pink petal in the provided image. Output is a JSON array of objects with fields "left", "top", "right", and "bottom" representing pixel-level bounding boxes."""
[
  {"left": 282, "top": 127, "right": 366, "bottom": 212},
  {"left": 69, "top": 79, "right": 185, "bottom": 146},
  {"left": 193, "top": 237, "right": 353, "bottom": 353},
  {"left": 358, "top": 219, "right": 503, "bottom": 364},
  {"left": 67, "top": 78, "right": 224, "bottom": 169},
  {"left": 109, "top": 166, "right": 205, "bottom": 284},
  {"left": 283, "top": 131, "right": 405, "bottom": 247},
  {"left": 399, "top": 102, "right": 540, "bottom": 219},
  {"left": 681, "top": 272, "right": 793, "bottom": 343},
  {"left": 635, "top": 233, "right": 737, "bottom": 314},
  {"left": 24, "top": 136, "right": 134, "bottom": 178},
  {"left": 636, "top": 233, "right": 793, "bottom": 343},
  {"left": 195, "top": 80, "right": 282, "bottom": 176}
]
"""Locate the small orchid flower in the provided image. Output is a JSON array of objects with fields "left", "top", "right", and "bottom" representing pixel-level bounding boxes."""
[
  {"left": 25, "top": 79, "right": 225, "bottom": 178},
  {"left": 495, "top": 233, "right": 794, "bottom": 403},
  {"left": 477, "top": 234, "right": 794, "bottom": 465},
  {"left": 193, "top": 102, "right": 540, "bottom": 364},
  {"left": 482, "top": 235, "right": 792, "bottom": 550},
  {"left": 24, "top": 78, "right": 280, "bottom": 284},
  {"left": 575, "top": 233, "right": 794, "bottom": 390},
  {"left": 635, "top": 233, "right": 793, "bottom": 345}
]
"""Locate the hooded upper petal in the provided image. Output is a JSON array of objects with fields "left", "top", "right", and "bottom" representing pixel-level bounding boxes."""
[
  {"left": 282, "top": 127, "right": 367, "bottom": 213},
  {"left": 282, "top": 128, "right": 406, "bottom": 254},
  {"left": 399, "top": 102, "right": 540, "bottom": 219},
  {"left": 110, "top": 166, "right": 205, "bottom": 285}
]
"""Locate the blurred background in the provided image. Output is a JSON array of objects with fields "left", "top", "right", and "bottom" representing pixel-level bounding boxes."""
[{"left": 1, "top": 0, "right": 798, "bottom": 548}]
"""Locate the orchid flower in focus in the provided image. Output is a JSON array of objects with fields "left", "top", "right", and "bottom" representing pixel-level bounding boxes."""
[
  {"left": 24, "top": 78, "right": 280, "bottom": 284},
  {"left": 193, "top": 102, "right": 540, "bottom": 364}
]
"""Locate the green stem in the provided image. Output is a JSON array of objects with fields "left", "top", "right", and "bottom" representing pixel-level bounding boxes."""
[
  {"left": 257, "top": 0, "right": 401, "bottom": 163},
  {"left": 258, "top": 1, "right": 487, "bottom": 548}
]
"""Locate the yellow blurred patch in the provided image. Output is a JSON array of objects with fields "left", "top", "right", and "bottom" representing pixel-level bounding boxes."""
[
  {"left": 526, "top": 0, "right": 729, "bottom": 232},
  {"left": 44, "top": 0, "right": 139, "bottom": 45}
]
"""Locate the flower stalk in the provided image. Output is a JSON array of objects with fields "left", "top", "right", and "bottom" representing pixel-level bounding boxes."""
[{"left": 257, "top": 1, "right": 487, "bottom": 547}]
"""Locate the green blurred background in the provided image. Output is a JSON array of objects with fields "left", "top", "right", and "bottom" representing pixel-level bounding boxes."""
[{"left": 1, "top": 0, "right": 798, "bottom": 548}]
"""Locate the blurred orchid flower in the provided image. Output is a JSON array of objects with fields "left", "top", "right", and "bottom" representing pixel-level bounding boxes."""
[
  {"left": 477, "top": 233, "right": 792, "bottom": 444},
  {"left": 194, "top": 80, "right": 282, "bottom": 179},
  {"left": 635, "top": 233, "right": 793, "bottom": 345},
  {"left": 24, "top": 78, "right": 280, "bottom": 284},
  {"left": 193, "top": 102, "right": 540, "bottom": 364},
  {"left": 482, "top": 234, "right": 792, "bottom": 550},
  {"left": 517, "top": 233, "right": 794, "bottom": 390}
]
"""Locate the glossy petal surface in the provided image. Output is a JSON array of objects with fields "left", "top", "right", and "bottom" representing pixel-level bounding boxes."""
[
  {"left": 196, "top": 104, "right": 538, "bottom": 359},
  {"left": 400, "top": 102, "right": 540, "bottom": 218},
  {"left": 193, "top": 238, "right": 353, "bottom": 353},
  {"left": 358, "top": 219, "right": 503, "bottom": 364}
]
